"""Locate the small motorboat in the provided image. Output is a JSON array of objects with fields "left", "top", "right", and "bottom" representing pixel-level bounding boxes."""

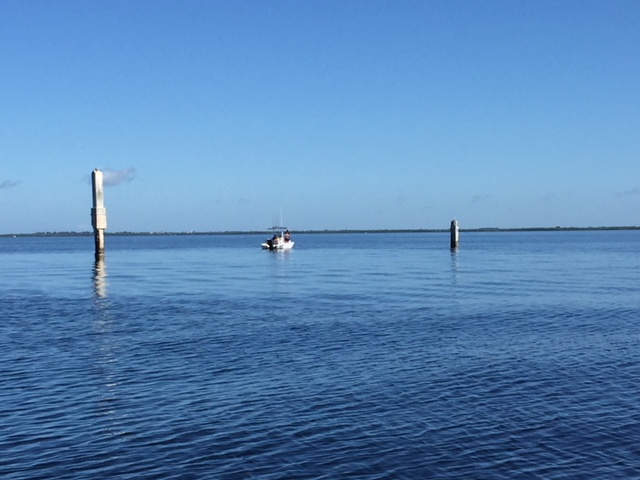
[{"left": 261, "top": 226, "right": 294, "bottom": 250}]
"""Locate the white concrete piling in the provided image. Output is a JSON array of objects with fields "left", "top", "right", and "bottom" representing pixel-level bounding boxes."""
[
  {"left": 91, "top": 169, "right": 107, "bottom": 257},
  {"left": 450, "top": 219, "right": 459, "bottom": 249}
]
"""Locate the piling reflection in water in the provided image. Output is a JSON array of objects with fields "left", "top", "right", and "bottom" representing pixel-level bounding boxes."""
[
  {"left": 91, "top": 255, "right": 124, "bottom": 440},
  {"left": 449, "top": 247, "right": 460, "bottom": 289},
  {"left": 93, "top": 256, "right": 108, "bottom": 299},
  {"left": 450, "top": 247, "right": 459, "bottom": 271}
]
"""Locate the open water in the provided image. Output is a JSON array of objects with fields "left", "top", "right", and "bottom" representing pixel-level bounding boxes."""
[{"left": 1, "top": 231, "right": 639, "bottom": 479}]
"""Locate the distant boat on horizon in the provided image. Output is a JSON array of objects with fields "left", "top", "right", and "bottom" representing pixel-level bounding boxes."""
[{"left": 261, "top": 226, "right": 294, "bottom": 251}]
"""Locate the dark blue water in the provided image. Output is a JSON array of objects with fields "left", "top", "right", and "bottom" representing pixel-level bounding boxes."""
[{"left": 1, "top": 231, "right": 639, "bottom": 479}]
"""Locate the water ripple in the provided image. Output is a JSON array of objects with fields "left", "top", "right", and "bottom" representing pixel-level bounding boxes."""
[{"left": 1, "top": 232, "right": 640, "bottom": 478}]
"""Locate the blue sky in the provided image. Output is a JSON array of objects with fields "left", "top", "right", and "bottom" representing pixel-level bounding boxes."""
[{"left": 1, "top": 0, "right": 639, "bottom": 233}]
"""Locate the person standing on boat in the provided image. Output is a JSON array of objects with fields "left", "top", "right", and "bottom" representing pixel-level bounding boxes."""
[{"left": 284, "top": 230, "right": 291, "bottom": 242}]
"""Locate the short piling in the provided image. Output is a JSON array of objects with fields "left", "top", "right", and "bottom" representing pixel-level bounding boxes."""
[
  {"left": 450, "top": 219, "right": 459, "bottom": 249},
  {"left": 91, "top": 169, "right": 107, "bottom": 258}
]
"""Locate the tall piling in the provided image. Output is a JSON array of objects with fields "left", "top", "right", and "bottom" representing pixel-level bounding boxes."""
[
  {"left": 91, "top": 169, "right": 107, "bottom": 258},
  {"left": 450, "top": 219, "right": 459, "bottom": 249}
]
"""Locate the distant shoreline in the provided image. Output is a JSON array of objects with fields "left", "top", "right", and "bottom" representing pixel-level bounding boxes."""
[{"left": 2, "top": 226, "right": 639, "bottom": 238}]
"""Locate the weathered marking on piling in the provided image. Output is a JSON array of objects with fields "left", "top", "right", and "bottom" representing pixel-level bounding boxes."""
[
  {"left": 450, "top": 219, "right": 459, "bottom": 249},
  {"left": 91, "top": 169, "right": 107, "bottom": 257}
]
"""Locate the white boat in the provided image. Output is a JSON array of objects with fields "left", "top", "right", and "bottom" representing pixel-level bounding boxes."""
[{"left": 261, "top": 226, "right": 294, "bottom": 250}]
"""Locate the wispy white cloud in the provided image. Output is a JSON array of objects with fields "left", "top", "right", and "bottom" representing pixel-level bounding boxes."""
[
  {"left": 102, "top": 168, "right": 136, "bottom": 186},
  {"left": 0, "top": 180, "right": 19, "bottom": 189}
]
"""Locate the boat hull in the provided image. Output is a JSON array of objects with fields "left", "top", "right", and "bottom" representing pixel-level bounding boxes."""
[{"left": 261, "top": 241, "right": 294, "bottom": 251}]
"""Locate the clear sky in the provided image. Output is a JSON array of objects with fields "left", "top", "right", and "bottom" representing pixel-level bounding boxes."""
[{"left": 1, "top": 0, "right": 639, "bottom": 234}]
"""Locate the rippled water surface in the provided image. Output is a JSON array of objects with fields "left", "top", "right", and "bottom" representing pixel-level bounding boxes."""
[{"left": 1, "top": 231, "right": 639, "bottom": 479}]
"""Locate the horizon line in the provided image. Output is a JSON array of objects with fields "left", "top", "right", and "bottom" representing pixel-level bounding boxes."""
[{"left": 2, "top": 225, "right": 639, "bottom": 237}]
